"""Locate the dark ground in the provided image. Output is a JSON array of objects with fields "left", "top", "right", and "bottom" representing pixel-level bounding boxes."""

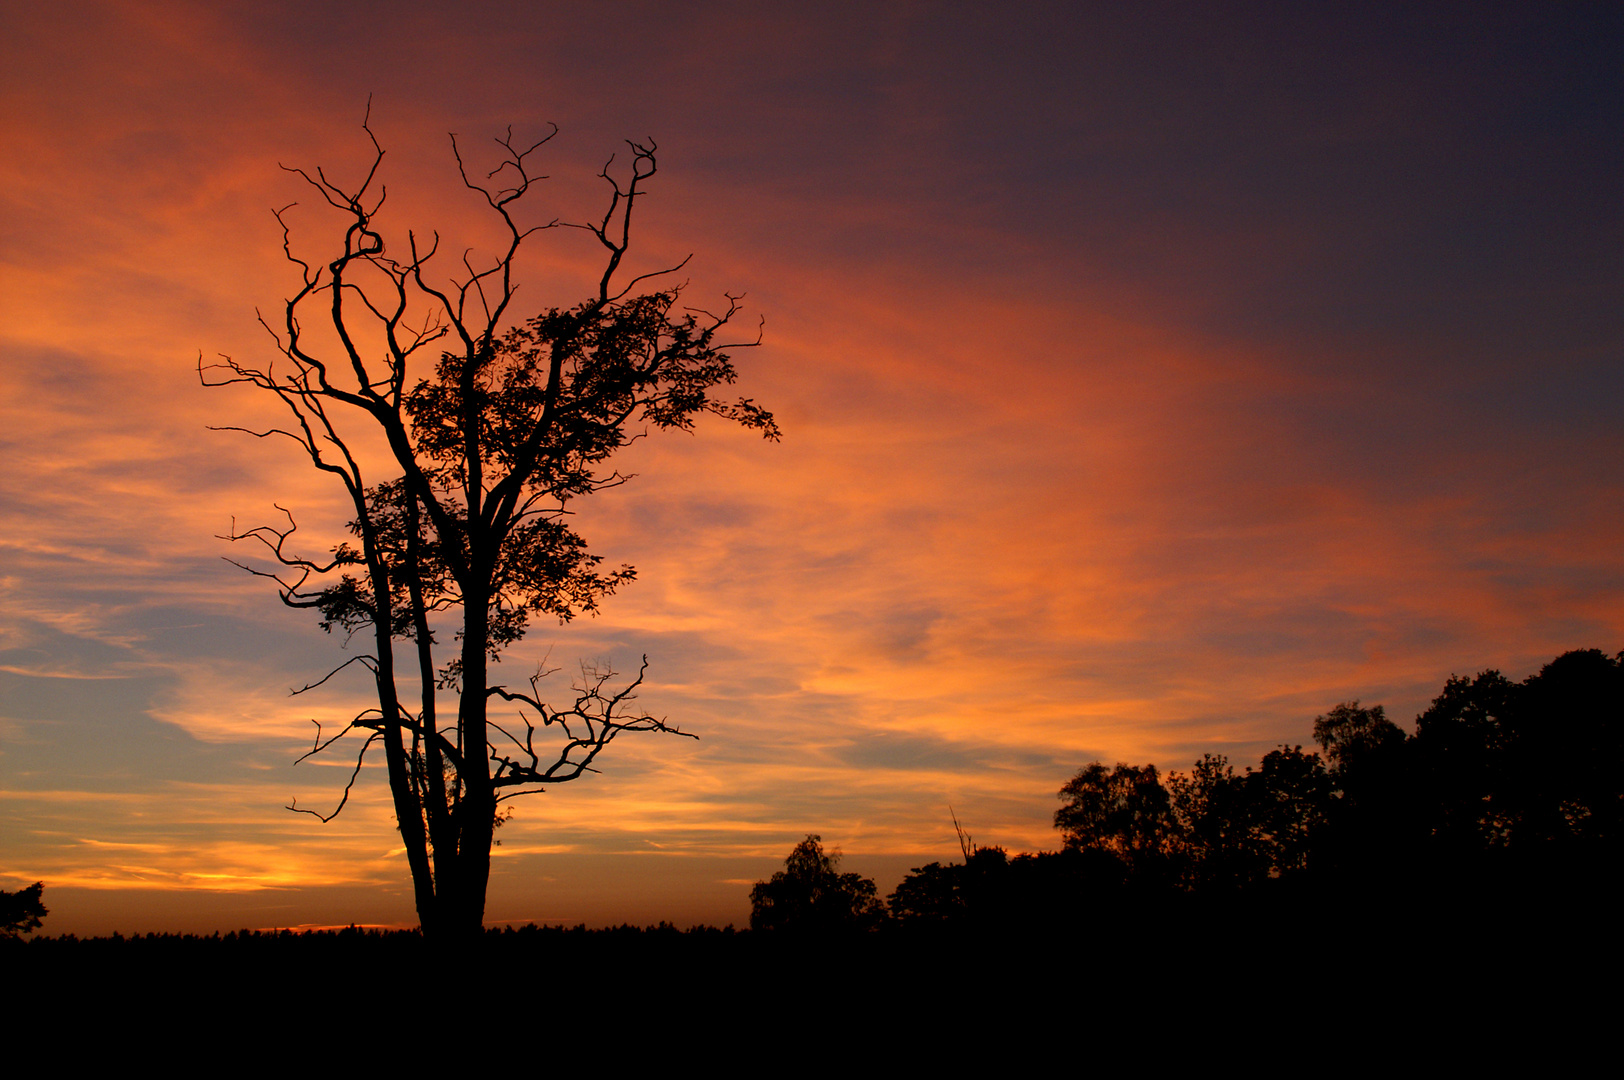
[{"left": 12, "top": 894, "right": 1615, "bottom": 1064}]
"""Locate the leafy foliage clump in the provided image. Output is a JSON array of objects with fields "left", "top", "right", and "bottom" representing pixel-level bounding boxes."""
[{"left": 0, "top": 882, "right": 47, "bottom": 939}]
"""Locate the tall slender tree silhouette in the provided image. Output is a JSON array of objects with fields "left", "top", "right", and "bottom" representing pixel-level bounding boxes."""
[{"left": 205, "top": 107, "right": 777, "bottom": 940}]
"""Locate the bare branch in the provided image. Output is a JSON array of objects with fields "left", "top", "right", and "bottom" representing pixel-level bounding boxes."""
[
  {"left": 291, "top": 654, "right": 379, "bottom": 696},
  {"left": 295, "top": 717, "right": 357, "bottom": 765},
  {"left": 951, "top": 807, "right": 977, "bottom": 862},
  {"left": 290, "top": 729, "right": 381, "bottom": 822},
  {"left": 488, "top": 656, "right": 695, "bottom": 793}
]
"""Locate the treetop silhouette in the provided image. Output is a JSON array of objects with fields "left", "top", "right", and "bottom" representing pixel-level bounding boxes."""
[
  {"left": 1045, "top": 649, "right": 1624, "bottom": 902},
  {"left": 750, "top": 835, "right": 886, "bottom": 933},
  {"left": 0, "top": 882, "right": 47, "bottom": 939}
]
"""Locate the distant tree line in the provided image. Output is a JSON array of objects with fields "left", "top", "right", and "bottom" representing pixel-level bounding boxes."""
[
  {"left": 11, "top": 648, "right": 1618, "bottom": 945},
  {"left": 752, "top": 648, "right": 1624, "bottom": 933}
]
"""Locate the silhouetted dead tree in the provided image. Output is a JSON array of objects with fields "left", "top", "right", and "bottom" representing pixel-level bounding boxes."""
[{"left": 204, "top": 105, "right": 776, "bottom": 940}]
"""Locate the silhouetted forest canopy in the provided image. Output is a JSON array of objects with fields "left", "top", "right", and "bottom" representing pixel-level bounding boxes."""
[{"left": 876, "top": 648, "right": 1622, "bottom": 930}]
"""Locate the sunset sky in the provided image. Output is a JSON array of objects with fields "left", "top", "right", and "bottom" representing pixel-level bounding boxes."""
[{"left": 3, "top": 2, "right": 1621, "bottom": 934}]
